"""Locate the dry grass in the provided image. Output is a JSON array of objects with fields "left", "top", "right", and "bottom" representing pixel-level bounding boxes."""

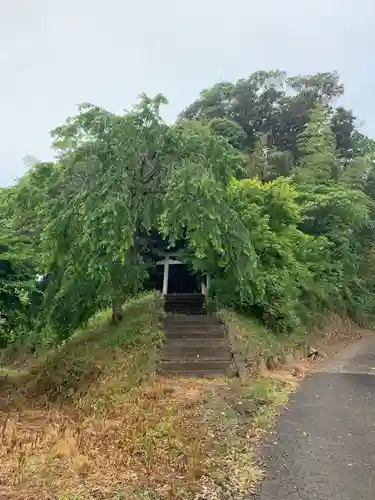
[
  {"left": 0, "top": 295, "right": 297, "bottom": 499},
  {"left": 0, "top": 376, "right": 294, "bottom": 500},
  {"left": 309, "top": 313, "right": 373, "bottom": 354},
  {"left": 0, "top": 379, "right": 203, "bottom": 499}
]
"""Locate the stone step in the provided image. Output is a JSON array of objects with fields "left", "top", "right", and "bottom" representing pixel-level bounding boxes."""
[
  {"left": 165, "top": 302, "right": 204, "bottom": 307},
  {"left": 162, "top": 345, "right": 231, "bottom": 360},
  {"left": 159, "top": 308, "right": 235, "bottom": 379},
  {"left": 165, "top": 299, "right": 205, "bottom": 305},
  {"left": 164, "top": 302, "right": 204, "bottom": 308},
  {"left": 164, "top": 294, "right": 205, "bottom": 315},
  {"left": 159, "top": 360, "right": 231, "bottom": 372},
  {"left": 162, "top": 355, "right": 232, "bottom": 364},
  {"left": 164, "top": 324, "right": 225, "bottom": 333},
  {"left": 164, "top": 315, "right": 221, "bottom": 324},
  {"left": 159, "top": 369, "right": 228, "bottom": 379},
  {"left": 163, "top": 338, "right": 227, "bottom": 348},
  {"left": 164, "top": 308, "right": 204, "bottom": 315},
  {"left": 164, "top": 331, "right": 225, "bottom": 340},
  {"left": 165, "top": 293, "right": 204, "bottom": 301}
]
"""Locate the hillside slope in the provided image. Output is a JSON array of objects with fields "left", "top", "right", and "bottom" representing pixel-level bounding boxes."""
[{"left": 0, "top": 295, "right": 294, "bottom": 500}]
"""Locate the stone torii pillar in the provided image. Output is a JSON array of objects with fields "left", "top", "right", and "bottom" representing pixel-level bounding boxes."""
[
  {"left": 201, "top": 274, "right": 211, "bottom": 296},
  {"left": 156, "top": 254, "right": 183, "bottom": 295}
]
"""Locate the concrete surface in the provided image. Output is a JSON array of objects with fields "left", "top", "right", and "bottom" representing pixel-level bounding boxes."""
[{"left": 253, "top": 336, "right": 375, "bottom": 500}]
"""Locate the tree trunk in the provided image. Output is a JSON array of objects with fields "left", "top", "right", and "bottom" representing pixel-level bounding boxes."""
[
  {"left": 111, "top": 296, "right": 123, "bottom": 323},
  {"left": 109, "top": 259, "right": 125, "bottom": 324}
]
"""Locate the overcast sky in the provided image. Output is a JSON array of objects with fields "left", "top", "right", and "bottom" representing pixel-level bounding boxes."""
[{"left": 1, "top": 0, "right": 374, "bottom": 186}]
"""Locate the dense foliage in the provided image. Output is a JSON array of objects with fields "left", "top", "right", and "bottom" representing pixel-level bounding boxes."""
[{"left": 2, "top": 70, "right": 375, "bottom": 347}]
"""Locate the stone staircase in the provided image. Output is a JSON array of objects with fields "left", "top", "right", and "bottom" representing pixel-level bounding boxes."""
[
  {"left": 164, "top": 293, "right": 205, "bottom": 315},
  {"left": 159, "top": 294, "right": 237, "bottom": 378}
]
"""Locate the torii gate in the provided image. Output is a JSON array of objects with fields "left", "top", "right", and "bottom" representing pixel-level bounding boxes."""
[{"left": 156, "top": 253, "right": 210, "bottom": 295}]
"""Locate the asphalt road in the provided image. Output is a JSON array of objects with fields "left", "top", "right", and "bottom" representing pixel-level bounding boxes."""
[{"left": 253, "top": 337, "right": 375, "bottom": 500}]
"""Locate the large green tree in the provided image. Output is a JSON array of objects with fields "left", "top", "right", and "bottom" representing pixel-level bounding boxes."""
[
  {"left": 39, "top": 95, "right": 253, "bottom": 337},
  {"left": 180, "top": 70, "right": 374, "bottom": 182},
  {"left": 4, "top": 70, "right": 375, "bottom": 346},
  {"left": 180, "top": 71, "right": 344, "bottom": 156},
  {"left": 293, "top": 104, "right": 375, "bottom": 324}
]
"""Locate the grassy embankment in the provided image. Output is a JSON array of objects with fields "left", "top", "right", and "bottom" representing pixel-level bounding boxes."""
[
  {"left": 220, "top": 308, "right": 367, "bottom": 375},
  {"left": 0, "top": 293, "right": 296, "bottom": 500}
]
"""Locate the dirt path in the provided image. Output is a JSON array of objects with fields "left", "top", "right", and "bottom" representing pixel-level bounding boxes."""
[{"left": 253, "top": 336, "right": 375, "bottom": 499}]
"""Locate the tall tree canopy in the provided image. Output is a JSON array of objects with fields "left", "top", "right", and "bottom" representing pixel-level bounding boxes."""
[
  {"left": 2, "top": 69, "right": 375, "bottom": 348},
  {"left": 180, "top": 70, "right": 372, "bottom": 176}
]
